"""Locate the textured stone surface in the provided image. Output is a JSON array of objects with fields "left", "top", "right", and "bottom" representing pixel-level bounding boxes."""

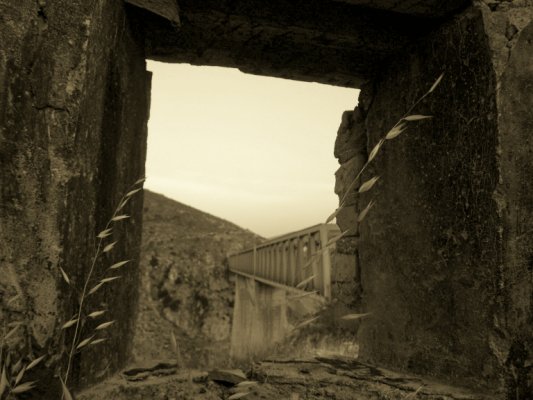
[
  {"left": 333, "top": 0, "right": 469, "bottom": 17},
  {"left": 250, "top": 357, "right": 496, "bottom": 399},
  {"left": 78, "top": 356, "right": 494, "bottom": 400},
  {"left": 330, "top": 3, "right": 533, "bottom": 396},
  {"left": 134, "top": 0, "right": 441, "bottom": 87},
  {"left": 125, "top": 0, "right": 180, "bottom": 25},
  {"left": 0, "top": 0, "right": 149, "bottom": 396},
  {"left": 493, "top": 11, "right": 533, "bottom": 399},
  {"left": 357, "top": 5, "right": 500, "bottom": 388}
]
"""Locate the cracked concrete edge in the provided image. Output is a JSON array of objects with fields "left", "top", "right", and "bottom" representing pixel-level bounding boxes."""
[{"left": 125, "top": 0, "right": 180, "bottom": 26}]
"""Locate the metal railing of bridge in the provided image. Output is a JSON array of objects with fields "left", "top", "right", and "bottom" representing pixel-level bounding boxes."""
[{"left": 227, "top": 223, "right": 340, "bottom": 299}]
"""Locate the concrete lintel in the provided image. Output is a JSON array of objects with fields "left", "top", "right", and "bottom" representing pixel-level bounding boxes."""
[
  {"left": 125, "top": 0, "right": 180, "bottom": 26},
  {"left": 136, "top": 0, "right": 438, "bottom": 88}
]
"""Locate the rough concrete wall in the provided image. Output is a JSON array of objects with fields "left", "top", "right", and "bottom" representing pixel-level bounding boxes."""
[
  {"left": 483, "top": 2, "right": 533, "bottom": 397},
  {"left": 333, "top": 109, "right": 368, "bottom": 311},
  {"left": 0, "top": 0, "right": 149, "bottom": 395},
  {"left": 332, "top": 3, "right": 532, "bottom": 395}
]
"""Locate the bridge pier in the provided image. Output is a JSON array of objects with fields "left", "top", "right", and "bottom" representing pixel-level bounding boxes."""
[{"left": 230, "top": 275, "right": 289, "bottom": 361}]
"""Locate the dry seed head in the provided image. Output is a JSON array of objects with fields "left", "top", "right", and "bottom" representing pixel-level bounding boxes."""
[
  {"left": 112, "top": 215, "right": 129, "bottom": 222},
  {"left": 326, "top": 230, "right": 349, "bottom": 247},
  {"left": 359, "top": 176, "right": 380, "bottom": 193},
  {"left": 103, "top": 241, "right": 117, "bottom": 253},
  {"left": 61, "top": 318, "right": 79, "bottom": 330},
  {"left": 11, "top": 359, "right": 22, "bottom": 374},
  {"left": 88, "top": 282, "right": 104, "bottom": 295},
  {"left": 368, "top": 139, "right": 385, "bottom": 163},
  {"left": 14, "top": 366, "right": 25, "bottom": 386},
  {"left": 59, "top": 266, "right": 71, "bottom": 285},
  {"left": 76, "top": 336, "right": 94, "bottom": 350},
  {"left": 100, "top": 276, "right": 120, "bottom": 284},
  {"left": 125, "top": 188, "right": 141, "bottom": 198},
  {"left": 340, "top": 312, "right": 372, "bottom": 320},
  {"left": 296, "top": 275, "right": 315, "bottom": 289},
  {"left": 326, "top": 207, "right": 341, "bottom": 224},
  {"left": 404, "top": 114, "right": 432, "bottom": 121},
  {"left": 357, "top": 200, "right": 376, "bottom": 222},
  {"left": 288, "top": 291, "right": 318, "bottom": 300},
  {"left": 294, "top": 316, "right": 319, "bottom": 330},
  {"left": 117, "top": 198, "right": 130, "bottom": 212},
  {"left": 0, "top": 366, "right": 7, "bottom": 398},
  {"left": 26, "top": 355, "right": 45, "bottom": 371},
  {"left": 87, "top": 310, "right": 106, "bottom": 319},
  {"left": 97, "top": 228, "right": 112, "bottom": 239},
  {"left": 110, "top": 260, "right": 130, "bottom": 270},
  {"left": 428, "top": 72, "right": 444, "bottom": 94},
  {"left": 60, "top": 376, "right": 74, "bottom": 400},
  {"left": 4, "top": 324, "right": 20, "bottom": 340},
  {"left": 11, "top": 381, "right": 37, "bottom": 394},
  {"left": 385, "top": 124, "right": 407, "bottom": 140},
  {"left": 95, "top": 321, "right": 115, "bottom": 331}
]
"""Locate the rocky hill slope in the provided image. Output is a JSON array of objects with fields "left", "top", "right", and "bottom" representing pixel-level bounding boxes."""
[{"left": 131, "top": 190, "right": 261, "bottom": 368}]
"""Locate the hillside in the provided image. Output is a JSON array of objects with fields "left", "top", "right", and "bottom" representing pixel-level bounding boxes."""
[{"left": 132, "top": 190, "right": 261, "bottom": 367}]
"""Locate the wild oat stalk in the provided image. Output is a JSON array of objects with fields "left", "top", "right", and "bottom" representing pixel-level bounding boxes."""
[{"left": 60, "top": 177, "right": 145, "bottom": 396}]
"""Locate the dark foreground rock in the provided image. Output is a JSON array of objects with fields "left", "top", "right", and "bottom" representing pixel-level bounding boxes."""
[{"left": 78, "top": 356, "right": 496, "bottom": 400}]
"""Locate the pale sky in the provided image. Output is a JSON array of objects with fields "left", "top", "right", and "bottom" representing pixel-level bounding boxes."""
[{"left": 145, "top": 61, "right": 359, "bottom": 238}]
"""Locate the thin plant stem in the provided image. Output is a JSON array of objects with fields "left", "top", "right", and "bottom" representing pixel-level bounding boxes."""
[{"left": 63, "top": 181, "right": 140, "bottom": 385}]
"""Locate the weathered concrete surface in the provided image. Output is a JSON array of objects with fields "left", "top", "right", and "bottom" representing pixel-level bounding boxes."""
[
  {"left": 133, "top": 0, "right": 448, "bottom": 87},
  {"left": 488, "top": 3, "right": 533, "bottom": 398},
  {"left": 331, "top": 2, "right": 533, "bottom": 396},
  {"left": 334, "top": 0, "right": 469, "bottom": 17},
  {"left": 125, "top": 0, "right": 180, "bottom": 26},
  {"left": 0, "top": 0, "right": 149, "bottom": 395}
]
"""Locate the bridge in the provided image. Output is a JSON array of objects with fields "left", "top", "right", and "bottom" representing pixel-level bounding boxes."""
[
  {"left": 227, "top": 223, "right": 356, "bottom": 360},
  {"left": 228, "top": 223, "right": 341, "bottom": 300}
]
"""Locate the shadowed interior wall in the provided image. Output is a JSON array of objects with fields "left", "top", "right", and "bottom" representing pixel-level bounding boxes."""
[
  {"left": 332, "top": 3, "right": 532, "bottom": 395},
  {"left": 0, "top": 0, "right": 150, "bottom": 395}
]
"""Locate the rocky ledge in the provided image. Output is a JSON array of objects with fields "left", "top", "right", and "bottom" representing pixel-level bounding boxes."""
[{"left": 78, "top": 356, "right": 496, "bottom": 400}]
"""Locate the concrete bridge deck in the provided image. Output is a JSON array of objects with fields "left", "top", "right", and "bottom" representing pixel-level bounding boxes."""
[{"left": 228, "top": 223, "right": 340, "bottom": 299}]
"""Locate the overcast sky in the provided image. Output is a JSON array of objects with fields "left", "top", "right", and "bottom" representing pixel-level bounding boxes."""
[{"left": 145, "top": 61, "right": 359, "bottom": 238}]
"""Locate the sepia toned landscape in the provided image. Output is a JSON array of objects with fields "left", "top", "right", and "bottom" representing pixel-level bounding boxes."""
[{"left": 1, "top": 0, "right": 532, "bottom": 399}]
